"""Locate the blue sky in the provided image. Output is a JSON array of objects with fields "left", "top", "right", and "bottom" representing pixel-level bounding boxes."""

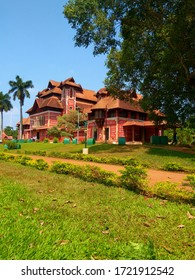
[{"left": 1, "top": 0, "right": 107, "bottom": 128}]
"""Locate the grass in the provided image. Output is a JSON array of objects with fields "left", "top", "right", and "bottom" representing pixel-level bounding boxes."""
[
  {"left": 0, "top": 161, "right": 195, "bottom": 260},
  {"left": 1, "top": 142, "right": 194, "bottom": 172}
]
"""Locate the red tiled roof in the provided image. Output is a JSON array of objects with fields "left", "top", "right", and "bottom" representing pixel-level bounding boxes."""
[
  {"left": 16, "top": 117, "right": 30, "bottom": 126},
  {"left": 91, "top": 96, "right": 145, "bottom": 112},
  {"left": 39, "top": 96, "right": 63, "bottom": 110},
  {"left": 26, "top": 97, "right": 63, "bottom": 113},
  {"left": 76, "top": 89, "right": 97, "bottom": 102},
  {"left": 2, "top": 131, "right": 13, "bottom": 139},
  {"left": 48, "top": 80, "right": 61, "bottom": 88},
  {"left": 39, "top": 87, "right": 62, "bottom": 97},
  {"left": 59, "top": 77, "right": 82, "bottom": 89}
]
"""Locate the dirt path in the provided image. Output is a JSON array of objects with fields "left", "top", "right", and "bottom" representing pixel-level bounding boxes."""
[{"left": 29, "top": 155, "right": 187, "bottom": 186}]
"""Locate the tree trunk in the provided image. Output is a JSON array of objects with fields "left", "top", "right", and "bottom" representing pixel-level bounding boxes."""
[{"left": 20, "top": 102, "right": 23, "bottom": 140}]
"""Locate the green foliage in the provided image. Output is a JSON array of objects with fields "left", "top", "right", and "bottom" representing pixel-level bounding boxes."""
[
  {"left": 43, "top": 138, "right": 49, "bottom": 143},
  {"left": 0, "top": 151, "right": 195, "bottom": 204},
  {"left": 0, "top": 93, "right": 13, "bottom": 139},
  {"left": 3, "top": 141, "right": 21, "bottom": 150},
  {"left": 47, "top": 126, "right": 61, "bottom": 138},
  {"left": 47, "top": 150, "right": 140, "bottom": 166},
  {"left": 163, "top": 162, "right": 185, "bottom": 172},
  {"left": 24, "top": 150, "right": 46, "bottom": 156},
  {"left": 4, "top": 126, "right": 18, "bottom": 139},
  {"left": 0, "top": 152, "right": 15, "bottom": 161},
  {"left": 177, "top": 128, "right": 194, "bottom": 146},
  {"left": 50, "top": 162, "right": 118, "bottom": 187},
  {"left": 64, "top": 0, "right": 195, "bottom": 126},
  {"left": 53, "top": 137, "right": 58, "bottom": 143},
  {"left": 30, "top": 159, "right": 49, "bottom": 171},
  {"left": 185, "top": 174, "right": 195, "bottom": 188},
  {"left": 120, "top": 165, "right": 147, "bottom": 191},
  {"left": 14, "top": 155, "right": 32, "bottom": 165},
  {"left": 8, "top": 75, "right": 33, "bottom": 139},
  {"left": 57, "top": 110, "right": 86, "bottom": 138},
  {"left": 151, "top": 181, "right": 195, "bottom": 204}
]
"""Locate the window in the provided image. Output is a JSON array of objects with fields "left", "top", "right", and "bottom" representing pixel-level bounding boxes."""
[
  {"left": 95, "top": 110, "right": 105, "bottom": 118},
  {"left": 131, "top": 111, "right": 137, "bottom": 119},
  {"left": 139, "top": 113, "right": 146, "bottom": 120},
  {"left": 70, "top": 88, "right": 74, "bottom": 98},
  {"left": 107, "top": 110, "right": 116, "bottom": 118},
  {"left": 37, "top": 116, "right": 45, "bottom": 126},
  {"left": 119, "top": 110, "right": 128, "bottom": 118}
]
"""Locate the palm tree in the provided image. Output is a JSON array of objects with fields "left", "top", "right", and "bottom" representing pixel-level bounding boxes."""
[
  {"left": 9, "top": 75, "right": 33, "bottom": 139},
  {"left": 0, "top": 92, "right": 13, "bottom": 142}
]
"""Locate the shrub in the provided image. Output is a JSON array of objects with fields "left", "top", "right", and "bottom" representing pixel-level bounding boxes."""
[
  {"left": 53, "top": 137, "right": 59, "bottom": 143},
  {"left": 0, "top": 153, "right": 15, "bottom": 161},
  {"left": 15, "top": 155, "right": 32, "bottom": 165},
  {"left": 3, "top": 141, "right": 21, "bottom": 150},
  {"left": 151, "top": 181, "right": 195, "bottom": 203},
  {"left": 43, "top": 138, "right": 49, "bottom": 143},
  {"left": 163, "top": 162, "right": 185, "bottom": 171},
  {"left": 30, "top": 159, "right": 49, "bottom": 170},
  {"left": 119, "top": 165, "right": 148, "bottom": 191},
  {"left": 185, "top": 174, "right": 195, "bottom": 188},
  {"left": 50, "top": 162, "right": 118, "bottom": 187}
]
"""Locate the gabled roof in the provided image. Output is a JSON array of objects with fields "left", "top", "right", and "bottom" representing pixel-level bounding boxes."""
[
  {"left": 90, "top": 96, "right": 145, "bottom": 113},
  {"left": 48, "top": 80, "right": 61, "bottom": 88},
  {"left": 59, "top": 77, "right": 82, "bottom": 89},
  {"left": 26, "top": 96, "right": 63, "bottom": 113},
  {"left": 39, "top": 96, "right": 63, "bottom": 109}
]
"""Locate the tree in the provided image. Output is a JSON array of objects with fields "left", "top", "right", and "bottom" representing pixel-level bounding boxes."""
[
  {"left": 64, "top": 0, "right": 195, "bottom": 126},
  {"left": 0, "top": 92, "right": 13, "bottom": 142},
  {"left": 47, "top": 126, "right": 61, "bottom": 138},
  {"left": 8, "top": 75, "right": 33, "bottom": 139},
  {"left": 57, "top": 110, "right": 86, "bottom": 138},
  {"left": 4, "top": 126, "right": 18, "bottom": 139}
]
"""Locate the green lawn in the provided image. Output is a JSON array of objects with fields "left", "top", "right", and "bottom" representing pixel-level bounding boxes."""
[
  {"left": 0, "top": 161, "right": 195, "bottom": 260},
  {"left": 1, "top": 142, "right": 195, "bottom": 172}
]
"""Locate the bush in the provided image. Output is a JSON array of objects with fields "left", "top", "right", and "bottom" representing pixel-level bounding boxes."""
[
  {"left": 163, "top": 162, "right": 185, "bottom": 171},
  {"left": 120, "top": 165, "right": 147, "bottom": 191},
  {"left": 50, "top": 162, "right": 118, "bottom": 187},
  {"left": 53, "top": 137, "right": 59, "bottom": 143},
  {"left": 151, "top": 181, "right": 195, "bottom": 203},
  {"left": 43, "top": 138, "right": 49, "bottom": 143},
  {"left": 3, "top": 141, "right": 21, "bottom": 150},
  {"left": 185, "top": 174, "right": 195, "bottom": 188},
  {"left": 30, "top": 159, "right": 49, "bottom": 170},
  {"left": 15, "top": 155, "right": 32, "bottom": 165}
]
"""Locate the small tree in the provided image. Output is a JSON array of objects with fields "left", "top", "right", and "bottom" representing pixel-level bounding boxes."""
[
  {"left": 57, "top": 110, "right": 86, "bottom": 139},
  {"left": 47, "top": 126, "right": 61, "bottom": 138},
  {"left": 4, "top": 126, "right": 18, "bottom": 139},
  {"left": 0, "top": 92, "right": 13, "bottom": 142}
]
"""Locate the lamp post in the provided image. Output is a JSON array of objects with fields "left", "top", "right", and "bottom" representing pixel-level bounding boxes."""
[
  {"left": 76, "top": 106, "right": 80, "bottom": 144},
  {"left": 84, "top": 129, "right": 87, "bottom": 148},
  {"left": 83, "top": 129, "right": 88, "bottom": 154}
]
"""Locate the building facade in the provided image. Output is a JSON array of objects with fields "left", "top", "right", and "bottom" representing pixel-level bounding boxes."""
[
  {"left": 22, "top": 77, "right": 96, "bottom": 141},
  {"left": 21, "top": 77, "right": 164, "bottom": 143},
  {"left": 88, "top": 89, "right": 164, "bottom": 143}
]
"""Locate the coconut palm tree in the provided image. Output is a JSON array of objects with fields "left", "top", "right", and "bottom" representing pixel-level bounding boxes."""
[
  {"left": 9, "top": 75, "right": 33, "bottom": 139},
  {"left": 0, "top": 91, "right": 13, "bottom": 142}
]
